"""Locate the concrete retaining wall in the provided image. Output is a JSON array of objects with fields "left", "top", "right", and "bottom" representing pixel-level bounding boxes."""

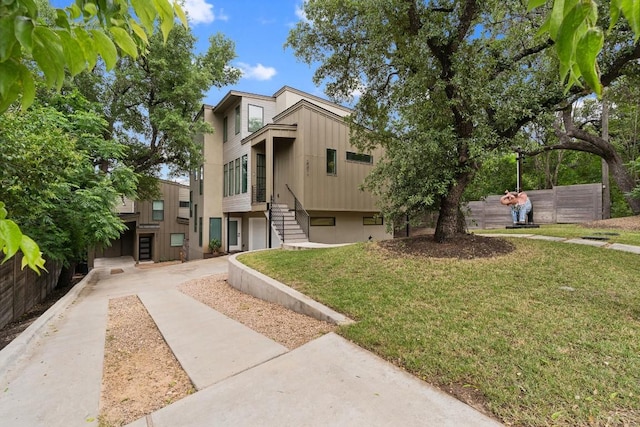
[{"left": 227, "top": 252, "right": 353, "bottom": 325}]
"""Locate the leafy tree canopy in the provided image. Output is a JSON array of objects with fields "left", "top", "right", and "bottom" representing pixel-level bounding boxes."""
[
  {"left": 287, "top": 0, "right": 639, "bottom": 241},
  {"left": 0, "top": 0, "right": 187, "bottom": 113},
  {"left": 530, "top": 0, "right": 640, "bottom": 97},
  {"left": 74, "top": 24, "right": 240, "bottom": 192},
  {"left": 0, "top": 89, "right": 137, "bottom": 265}
]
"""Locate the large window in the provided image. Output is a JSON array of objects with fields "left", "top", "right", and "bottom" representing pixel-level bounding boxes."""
[
  {"left": 347, "top": 151, "right": 373, "bottom": 164},
  {"left": 228, "top": 161, "right": 235, "bottom": 195},
  {"left": 326, "top": 148, "right": 337, "bottom": 175},
  {"left": 235, "top": 105, "right": 240, "bottom": 134},
  {"left": 235, "top": 158, "right": 241, "bottom": 194},
  {"left": 223, "top": 164, "right": 228, "bottom": 197},
  {"left": 152, "top": 200, "right": 164, "bottom": 221},
  {"left": 248, "top": 104, "right": 263, "bottom": 132},
  {"left": 241, "top": 155, "right": 248, "bottom": 193},
  {"left": 223, "top": 116, "right": 228, "bottom": 142},
  {"left": 310, "top": 217, "right": 336, "bottom": 226},
  {"left": 170, "top": 233, "right": 184, "bottom": 247}
]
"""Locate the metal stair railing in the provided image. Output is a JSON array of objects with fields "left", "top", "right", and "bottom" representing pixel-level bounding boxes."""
[
  {"left": 285, "top": 184, "right": 310, "bottom": 239},
  {"left": 269, "top": 195, "right": 286, "bottom": 242}
]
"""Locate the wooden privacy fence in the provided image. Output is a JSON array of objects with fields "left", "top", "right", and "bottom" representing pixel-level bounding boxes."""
[
  {"left": 466, "top": 183, "right": 603, "bottom": 229},
  {"left": 0, "top": 254, "right": 62, "bottom": 330}
]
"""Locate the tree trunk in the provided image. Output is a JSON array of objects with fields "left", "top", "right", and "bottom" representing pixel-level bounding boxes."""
[
  {"left": 607, "top": 154, "right": 640, "bottom": 214},
  {"left": 434, "top": 170, "right": 474, "bottom": 242}
]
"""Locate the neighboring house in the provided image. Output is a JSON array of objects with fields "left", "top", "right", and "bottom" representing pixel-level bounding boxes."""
[
  {"left": 189, "top": 86, "right": 391, "bottom": 259},
  {"left": 93, "top": 179, "right": 190, "bottom": 264}
]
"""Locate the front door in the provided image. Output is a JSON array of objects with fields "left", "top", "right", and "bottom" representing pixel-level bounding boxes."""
[
  {"left": 228, "top": 218, "right": 242, "bottom": 252},
  {"left": 139, "top": 235, "right": 152, "bottom": 261}
]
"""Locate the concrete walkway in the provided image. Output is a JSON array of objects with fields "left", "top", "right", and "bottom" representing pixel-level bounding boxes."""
[
  {"left": 476, "top": 232, "right": 640, "bottom": 254},
  {"left": 0, "top": 255, "right": 502, "bottom": 427}
]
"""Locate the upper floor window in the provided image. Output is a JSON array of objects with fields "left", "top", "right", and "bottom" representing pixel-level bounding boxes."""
[
  {"left": 346, "top": 151, "right": 373, "bottom": 164},
  {"left": 248, "top": 104, "right": 263, "bottom": 132},
  {"left": 241, "top": 155, "right": 248, "bottom": 193},
  {"left": 199, "top": 165, "right": 204, "bottom": 195},
  {"left": 152, "top": 200, "right": 164, "bottom": 221},
  {"left": 223, "top": 164, "right": 228, "bottom": 197},
  {"left": 235, "top": 158, "right": 241, "bottom": 194},
  {"left": 326, "top": 148, "right": 337, "bottom": 175},
  {"left": 235, "top": 105, "right": 241, "bottom": 134},
  {"left": 223, "top": 116, "right": 228, "bottom": 142}
]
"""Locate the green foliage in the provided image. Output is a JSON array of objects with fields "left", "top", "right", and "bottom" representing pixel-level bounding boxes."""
[
  {"left": 530, "top": 0, "right": 640, "bottom": 97},
  {"left": 0, "top": 0, "right": 187, "bottom": 113},
  {"left": 208, "top": 238, "right": 221, "bottom": 253},
  {"left": 0, "top": 90, "right": 137, "bottom": 265},
  {"left": 75, "top": 25, "right": 240, "bottom": 178},
  {"left": 0, "top": 201, "right": 46, "bottom": 273}
]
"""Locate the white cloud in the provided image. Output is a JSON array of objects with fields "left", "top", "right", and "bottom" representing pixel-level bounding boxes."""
[
  {"left": 237, "top": 63, "right": 277, "bottom": 81},
  {"left": 295, "top": 2, "right": 310, "bottom": 24},
  {"left": 183, "top": 0, "right": 228, "bottom": 25}
]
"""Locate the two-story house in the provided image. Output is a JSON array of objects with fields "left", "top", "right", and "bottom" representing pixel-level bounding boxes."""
[
  {"left": 93, "top": 179, "right": 190, "bottom": 264},
  {"left": 189, "top": 86, "right": 390, "bottom": 259}
]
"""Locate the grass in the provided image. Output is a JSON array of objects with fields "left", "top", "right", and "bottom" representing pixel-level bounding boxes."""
[
  {"left": 238, "top": 239, "right": 640, "bottom": 426},
  {"left": 475, "top": 223, "right": 640, "bottom": 246}
]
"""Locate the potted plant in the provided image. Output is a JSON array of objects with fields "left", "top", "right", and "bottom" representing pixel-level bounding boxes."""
[{"left": 208, "top": 238, "right": 222, "bottom": 255}]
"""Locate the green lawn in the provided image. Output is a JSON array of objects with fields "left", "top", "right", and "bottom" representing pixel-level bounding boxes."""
[{"left": 238, "top": 239, "right": 640, "bottom": 426}]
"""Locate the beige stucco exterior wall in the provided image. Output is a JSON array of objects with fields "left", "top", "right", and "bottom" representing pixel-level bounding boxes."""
[{"left": 190, "top": 106, "right": 224, "bottom": 260}]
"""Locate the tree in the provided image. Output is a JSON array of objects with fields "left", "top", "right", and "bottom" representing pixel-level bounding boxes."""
[
  {"left": 0, "top": 90, "right": 137, "bottom": 267},
  {"left": 287, "top": 0, "right": 640, "bottom": 242},
  {"left": 0, "top": 0, "right": 187, "bottom": 112},
  {"left": 529, "top": 0, "right": 640, "bottom": 97},
  {"left": 539, "top": 79, "right": 640, "bottom": 213},
  {"left": 0, "top": 0, "right": 184, "bottom": 272},
  {"left": 75, "top": 24, "right": 240, "bottom": 190}
]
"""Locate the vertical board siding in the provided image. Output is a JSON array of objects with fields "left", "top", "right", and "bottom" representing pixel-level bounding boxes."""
[
  {"left": 465, "top": 183, "right": 602, "bottom": 229},
  {"left": 0, "top": 255, "right": 62, "bottom": 329}
]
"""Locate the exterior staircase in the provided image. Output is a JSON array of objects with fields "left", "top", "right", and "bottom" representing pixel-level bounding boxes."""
[{"left": 270, "top": 203, "right": 309, "bottom": 243}]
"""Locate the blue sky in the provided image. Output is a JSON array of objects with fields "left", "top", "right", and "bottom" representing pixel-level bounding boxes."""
[{"left": 182, "top": 0, "right": 324, "bottom": 106}]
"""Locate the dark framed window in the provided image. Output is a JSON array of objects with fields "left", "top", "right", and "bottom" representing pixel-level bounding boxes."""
[
  {"left": 179, "top": 201, "right": 189, "bottom": 208},
  {"left": 241, "top": 154, "right": 248, "bottom": 193},
  {"left": 189, "top": 191, "right": 193, "bottom": 217},
  {"left": 363, "top": 216, "right": 383, "bottom": 225},
  {"left": 223, "top": 164, "right": 228, "bottom": 197},
  {"left": 248, "top": 104, "right": 263, "bottom": 132},
  {"left": 235, "top": 158, "right": 241, "bottom": 194},
  {"left": 152, "top": 200, "right": 164, "bottom": 221},
  {"left": 170, "top": 233, "right": 184, "bottom": 247},
  {"left": 223, "top": 116, "right": 228, "bottom": 142},
  {"left": 199, "top": 165, "right": 204, "bottom": 195},
  {"left": 326, "top": 148, "right": 337, "bottom": 175},
  {"left": 209, "top": 217, "right": 222, "bottom": 242},
  {"left": 310, "top": 217, "right": 336, "bottom": 226},
  {"left": 235, "top": 105, "right": 241, "bottom": 134},
  {"left": 347, "top": 151, "right": 373, "bottom": 164},
  {"left": 198, "top": 217, "right": 203, "bottom": 247},
  {"left": 228, "top": 161, "right": 235, "bottom": 195},
  {"left": 194, "top": 204, "right": 198, "bottom": 232}
]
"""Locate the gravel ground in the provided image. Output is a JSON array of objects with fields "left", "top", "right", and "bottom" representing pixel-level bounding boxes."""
[
  {"left": 179, "top": 274, "right": 336, "bottom": 350},
  {"left": 99, "top": 295, "right": 195, "bottom": 427},
  {"left": 98, "top": 274, "right": 335, "bottom": 426}
]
